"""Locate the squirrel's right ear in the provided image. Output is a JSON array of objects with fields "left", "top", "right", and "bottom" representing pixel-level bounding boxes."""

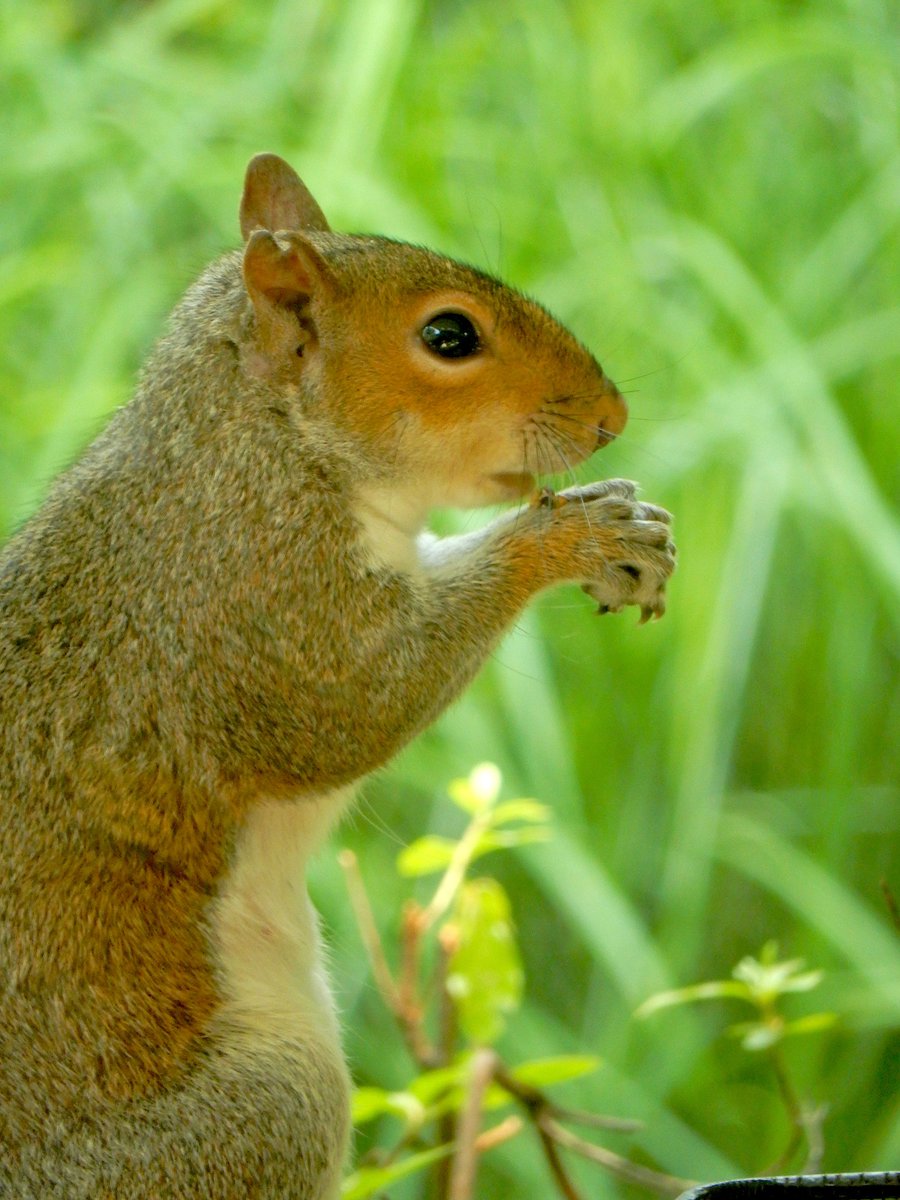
[
  {"left": 243, "top": 229, "right": 334, "bottom": 324},
  {"left": 240, "top": 153, "right": 331, "bottom": 240},
  {"left": 243, "top": 231, "right": 335, "bottom": 363}
]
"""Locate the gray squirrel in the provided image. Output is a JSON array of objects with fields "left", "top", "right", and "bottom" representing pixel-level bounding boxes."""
[{"left": 0, "top": 153, "right": 675, "bottom": 1198}]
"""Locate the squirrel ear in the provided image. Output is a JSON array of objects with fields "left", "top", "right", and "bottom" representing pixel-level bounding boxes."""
[
  {"left": 242, "top": 231, "right": 329, "bottom": 363},
  {"left": 240, "top": 154, "right": 331, "bottom": 241},
  {"left": 243, "top": 229, "right": 334, "bottom": 314}
]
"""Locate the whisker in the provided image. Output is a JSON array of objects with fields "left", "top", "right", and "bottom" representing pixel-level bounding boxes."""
[
  {"left": 541, "top": 425, "right": 580, "bottom": 481},
  {"left": 547, "top": 410, "right": 626, "bottom": 447},
  {"left": 537, "top": 425, "right": 571, "bottom": 476},
  {"left": 543, "top": 410, "right": 601, "bottom": 435},
  {"left": 369, "top": 410, "right": 407, "bottom": 443},
  {"left": 533, "top": 422, "right": 584, "bottom": 496}
]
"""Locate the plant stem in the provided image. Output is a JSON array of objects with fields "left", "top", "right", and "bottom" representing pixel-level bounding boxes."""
[
  {"left": 539, "top": 1116, "right": 696, "bottom": 1198},
  {"left": 338, "top": 849, "right": 400, "bottom": 1008},
  {"left": 447, "top": 1049, "right": 498, "bottom": 1200},
  {"left": 420, "top": 809, "right": 493, "bottom": 931}
]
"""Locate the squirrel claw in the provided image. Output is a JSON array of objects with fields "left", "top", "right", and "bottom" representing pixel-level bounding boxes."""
[
  {"left": 582, "top": 580, "right": 667, "bottom": 623},
  {"left": 638, "top": 594, "right": 667, "bottom": 624},
  {"left": 592, "top": 599, "right": 623, "bottom": 616},
  {"left": 532, "top": 487, "right": 566, "bottom": 510}
]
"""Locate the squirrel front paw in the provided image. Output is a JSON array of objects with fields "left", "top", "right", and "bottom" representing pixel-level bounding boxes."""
[{"left": 536, "top": 479, "right": 676, "bottom": 622}]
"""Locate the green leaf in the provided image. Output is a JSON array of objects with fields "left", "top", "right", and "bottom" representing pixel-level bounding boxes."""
[
  {"left": 446, "top": 878, "right": 523, "bottom": 1044},
  {"left": 470, "top": 827, "right": 552, "bottom": 862},
  {"left": 727, "top": 1019, "right": 784, "bottom": 1051},
  {"left": 783, "top": 1011, "right": 839, "bottom": 1037},
  {"left": 776, "top": 970, "right": 825, "bottom": 995},
  {"left": 407, "top": 1060, "right": 469, "bottom": 1104},
  {"left": 341, "top": 1142, "right": 454, "bottom": 1200},
  {"left": 509, "top": 1054, "right": 603, "bottom": 1088},
  {"left": 447, "top": 778, "right": 481, "bottom": 814},
  {"left": 489, "top": 799, "right": 551, "bottom": 826},
  {"left": 472, "top": 1055, "right": 604, "bottom": 1115},
  {"left": 635, "top": 980, "right": 750, "bottom": 1018},
  {"left": 396, "top": 834, "right": 457, "bottom": 877},
  {"left": 350, "top": 1087, "right": 425, "bottom": 1128},
  {"left": 350, "top": 1087, "right": 393, "bottom": 1124}
]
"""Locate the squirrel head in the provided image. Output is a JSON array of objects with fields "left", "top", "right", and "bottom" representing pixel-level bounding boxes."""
[{"left": 238, "top": 153, "right": 627, "bottom": 508}]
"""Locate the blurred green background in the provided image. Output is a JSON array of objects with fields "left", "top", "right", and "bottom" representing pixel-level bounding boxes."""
[{"left": 1, "top": 0, "right": 898, "bottom": 1194}]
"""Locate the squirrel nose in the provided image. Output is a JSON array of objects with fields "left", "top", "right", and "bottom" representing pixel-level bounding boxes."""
[{"left": 597, "top": 377, "right": 628, "bottom": 447}]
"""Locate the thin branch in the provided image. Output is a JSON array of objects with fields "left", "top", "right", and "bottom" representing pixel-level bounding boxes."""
[
  {"left": 765, "top": 1042, "right": 806, "bottom": 1172},
  {"left": 539, "top": 1115, "right": 696, "bottom": 1198},
  {"left": 535, "top": 1122, "right": 585, "bottom": 1200},
  {"left": 447, "top": 1049, "right": 499, "bottom": 1200},
  {"left": 398, "top": 901, "right": 435, "bottom": 1065},
  {"left": 338, "top": 850, "right": 401, "bottom": 1009},
  {"left": 490, "top": 1062, "right": 584, "bottom": 1196},
  {"left": 547, "top": 1103, "right": 643, "bottom": 1135},
  {"left": 493, "top": 1062, "right": 544, "bottom": 1112},
  {"left": 474, "top": 1115, "right": 524, "bottom": 1153},
  {"left": 435, "top": 925, "right": 460, "bottom": 1066},
  {"left": 398, "top": 901, "right": 422, "bottom": 1018},
  {"left": 341, "top": 849, "right": 683, "bottom": 1200},
  {"left": 419, "top": 806, "right": 494, "bottom": 932},
  {"left": 433, "top": 927, "right": 461, "bottom": 1200},
  {"left": 339, "top": 851, "right": 434, "bottom": 1066},
  {"left": 494, "top": 1062, "right": 693, "bottom": 1199},
  {"left": 492, "top": 1064, "right": 641, "bottom": 1132}
]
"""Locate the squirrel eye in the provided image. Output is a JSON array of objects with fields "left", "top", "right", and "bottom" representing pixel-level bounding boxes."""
[{"left": 420, "top": 312, "right": 480, "bottom": 359}]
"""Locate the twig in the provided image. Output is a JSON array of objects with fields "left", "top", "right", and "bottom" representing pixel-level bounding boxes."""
[
  {"left": 492, "top": 1064, "right": 642, "bottom": 1131},
  {"left": 765, "top": 1042, "right": 806, "bottom": 1172},
  {"left": 398, "top": 901, "right": 436, "bottom": 1065},
  {"left": 420, "top": 808, "right": 493, "bottom": 931},
  {"left": 535, "top": 1121, "right": 585, "bottom": 1200},
  {"left": 550, "top": 1103, "right": 643, "bottom": 1134},
  {"left": 433, "top": 927, "right": 461, "bottom": 1200},
  {"left": 540, "top": 1115, "right": 697, "bottom": 1198},
  {"left": 399, "top": 902, "right": 424, "bottom": 1021},
  {"left": 341, "top": 848, "right": 682, "bottom": 1199},
  {"left": 490, "top": 1063, "right": 584, "bottom": 1198},
  {"left": 474, "top": 1115, "right": 523, "bottom": 1153},
  {"left": 339, "top": 851, "right": 434, "bottom": 1065},
  {"left": 447, "top": 1049, "right": 499, "bottom": 1200},
  {"left": 494, "top": 1063, "right": 694, "bottom": 1198},
  {"left": 435, "top": 924, "right": 460, "bottom": 1066},
  {"left": 338, "top": 850, "right": 401, "bottom": 1009}
]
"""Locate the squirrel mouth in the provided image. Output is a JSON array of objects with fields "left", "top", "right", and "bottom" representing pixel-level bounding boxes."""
[{"left": 490, "top": 472, "right": 536, "bottom": 497}]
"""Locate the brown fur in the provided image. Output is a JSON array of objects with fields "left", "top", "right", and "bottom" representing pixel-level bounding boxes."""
[{"left": 0, "top": 153, "right": 674, "bottom": 1197}]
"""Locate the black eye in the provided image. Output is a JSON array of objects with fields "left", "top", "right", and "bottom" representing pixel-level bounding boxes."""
[{"left": 420, "top": 312, "right": 480, "bottom": 359}]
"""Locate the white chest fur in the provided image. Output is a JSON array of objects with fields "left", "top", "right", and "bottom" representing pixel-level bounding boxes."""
[
  {"left": 354, "top": 482, "right": 429, "bottom": 574},
  {"left": 209, "top": 788, "right": 354, "bottom": 1051}
]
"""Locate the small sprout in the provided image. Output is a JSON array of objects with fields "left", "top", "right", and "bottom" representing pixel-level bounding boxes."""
[
  {"left": 636, "top": 942, "right": 836, "bottom": 1052},
  {"left": 448, "top": 762, "right": 503, "bottom": 814},
  {"left": 398, "top": 763, "right": 552, "bottom": 880},
  {"left": 733, "top": 941, "right": 824, "bottom": 1002}
]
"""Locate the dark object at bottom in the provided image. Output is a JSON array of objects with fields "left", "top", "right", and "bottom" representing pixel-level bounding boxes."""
[{"left": 678, "top": 1173, "right": 900, "bottom": 1200}]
